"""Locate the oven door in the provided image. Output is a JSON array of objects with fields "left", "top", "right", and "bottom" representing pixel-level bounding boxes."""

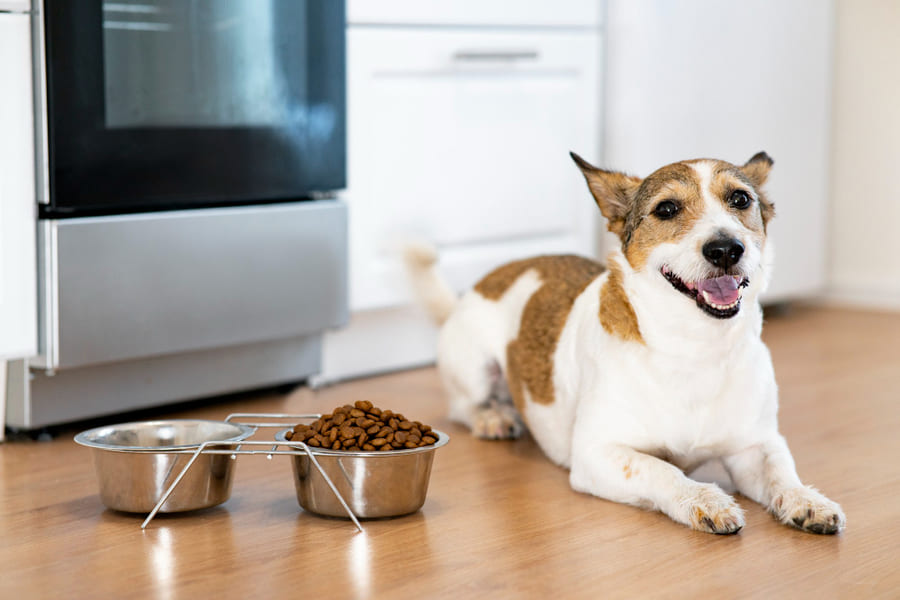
[{"left": 41, "top": 0, "right": 345, "bottom": 217}]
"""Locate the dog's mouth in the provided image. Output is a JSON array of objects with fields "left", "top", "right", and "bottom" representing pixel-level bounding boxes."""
[{"left": 660, "top": 266, "right": 749, "bottom": 319}]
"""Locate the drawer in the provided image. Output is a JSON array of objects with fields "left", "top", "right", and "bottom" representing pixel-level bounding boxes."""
[
  {"left": 347, "top": 0, "right": 603, "bottom": 27},
  {"left": 346, "top": 28, "right": 602, "bottom": 309},
  {"left": 39, "top": 201, "right": 348, "bottom": 370}
]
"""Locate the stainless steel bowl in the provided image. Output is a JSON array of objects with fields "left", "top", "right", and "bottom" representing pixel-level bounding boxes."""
[
  {"left": 75, "top": 420, "right": 254, "bottom": 513},
  {"left": 275, "top": 429, "right": 449, "bottom": 519}
]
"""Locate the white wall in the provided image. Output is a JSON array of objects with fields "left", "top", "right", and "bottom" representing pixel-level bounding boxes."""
[{"left": 827, "top": 1, "right": 900, "bottom": 309}]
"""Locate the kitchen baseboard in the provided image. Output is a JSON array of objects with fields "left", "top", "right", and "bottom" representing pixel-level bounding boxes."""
[
  {"left": 820, "top": 287, "right": 900, "bottom": 312},
  {"left": 314, "top": 305, "right": 438, "bottom": 386}
]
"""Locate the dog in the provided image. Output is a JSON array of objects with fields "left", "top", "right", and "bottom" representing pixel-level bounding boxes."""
[{"left": 404, "top": 151, "right": 845, "bottom": 534}]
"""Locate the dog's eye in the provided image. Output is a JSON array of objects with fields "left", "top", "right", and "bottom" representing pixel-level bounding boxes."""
[
  {"left": 729, "top": 190, "right": 752, "bottom": 210},
  {"left": 653, "top": 200, "right": 680, "bottom": 220}
]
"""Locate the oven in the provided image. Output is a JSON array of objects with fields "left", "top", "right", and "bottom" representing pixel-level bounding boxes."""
[
  {"left": 8, "top": 0, "right": 349, "bottom": 429},
  {"left": 42, "top": 0, "right": 345, "bottom": 217}
]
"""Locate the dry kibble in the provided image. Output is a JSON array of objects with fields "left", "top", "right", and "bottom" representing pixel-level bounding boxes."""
[{"left": 290, "top": 402, "right": 439, "bottom": 452}]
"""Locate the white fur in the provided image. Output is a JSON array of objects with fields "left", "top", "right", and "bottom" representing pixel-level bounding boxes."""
[
  {"left": 437, "top": 270, "right": 541, "bottom": 427},
  {"left": 417, "top": 164, "right": 845, "bottom": 535}
]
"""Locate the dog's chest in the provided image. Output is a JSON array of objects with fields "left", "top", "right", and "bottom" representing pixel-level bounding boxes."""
[{"left": 598, "top": 339, "right": 773, "bottom": 461}]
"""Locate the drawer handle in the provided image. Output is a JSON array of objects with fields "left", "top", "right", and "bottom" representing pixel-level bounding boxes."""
[{"left": 452, "top": 49, "right": 540, "bottom": 62}]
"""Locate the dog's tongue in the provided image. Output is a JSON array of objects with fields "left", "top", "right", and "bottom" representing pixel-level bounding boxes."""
[{"left": 697, "top": 275, "right": 740, "bottom": 305}]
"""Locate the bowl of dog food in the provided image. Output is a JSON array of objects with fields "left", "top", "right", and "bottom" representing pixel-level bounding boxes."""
[
  {"left": 276, "top": 401, "right": 449, "bottom": 519},
  {"left": 75, "top": 419, "right": 254, "bottom": 513}
]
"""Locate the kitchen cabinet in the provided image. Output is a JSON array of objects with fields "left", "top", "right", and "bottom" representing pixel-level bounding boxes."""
[
  {"left": 319, "top": 5, "right": 603, "bottom": 382},
  {"left": 345, "top": 28, "right": 602, "bottom": 311},
  {"left": 0, "top": 1, "right": 30, "bottom": 12},
  {"left": 1, "top": 11, "right": 36, "bottom": 440},
  {"left": 0, "top": 13, "right": 37, "bottom": 362},
  {"left": 603, "top": 0, "right": 833, "bottom": 302}
]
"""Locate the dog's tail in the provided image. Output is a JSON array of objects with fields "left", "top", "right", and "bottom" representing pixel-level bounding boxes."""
[{"left": 402, "top": 241, "right": 458, "bottom": 326}]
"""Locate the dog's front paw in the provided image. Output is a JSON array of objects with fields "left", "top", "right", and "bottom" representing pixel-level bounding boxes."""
[
  {"left": 771, "top": 486, "right": 845, "bottom": 534},
  {"left": 471, "top": 403, "right": 524, "bottom": 440},
  {"left": 683, "top": 484, "right": 745, "bottom": 535}
]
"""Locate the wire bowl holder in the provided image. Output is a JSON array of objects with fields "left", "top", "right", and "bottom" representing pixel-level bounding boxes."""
[{"left": 140, "top": 413, "right": 363, "bottom": 532}]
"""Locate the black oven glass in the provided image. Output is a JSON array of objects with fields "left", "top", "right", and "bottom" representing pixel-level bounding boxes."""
[{"left": 43, "top": 0, "right": 345, "bottom": 217}]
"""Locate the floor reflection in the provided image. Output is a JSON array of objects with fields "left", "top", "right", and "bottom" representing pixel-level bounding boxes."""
[{"left": 349, "top": 531, "right": 371, "bottom": 600}]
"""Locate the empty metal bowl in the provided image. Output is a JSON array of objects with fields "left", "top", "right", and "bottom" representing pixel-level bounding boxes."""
[
  {"left": 275, "top": 429, "right": 449, "bottom": 519},
  {"left": 75, "top": 419, "right": 254, "bottom": 513}
]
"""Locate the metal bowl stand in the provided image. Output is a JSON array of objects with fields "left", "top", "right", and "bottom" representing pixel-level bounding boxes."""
[{"left": 140, "top": 413, "right": 362, "bottom": 532}]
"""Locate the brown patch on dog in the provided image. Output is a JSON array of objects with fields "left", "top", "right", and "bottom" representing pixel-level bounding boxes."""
[
  {"left": 570, "top": 152, "right": 776, "bottom": 272},
  {"left": 708, "top": 161, "right": 773, "bottom": 239},
  {"left": 474, "top": 259, "right": 538, "bottom": 300},
  {"left": 570, "top": 152, "right": 642, "bottom": 239},
  {"left": 475, "top": 255, "right": 605, "bottom": 409},
  {"left": 621, "top": 163, "right": 705, "bottom": 271},
  {"left": 599, "top": 259, "right": 644, "bottom": 344},
  {"left": 740, "top": 152, "right": 776, "bottom": 228}
]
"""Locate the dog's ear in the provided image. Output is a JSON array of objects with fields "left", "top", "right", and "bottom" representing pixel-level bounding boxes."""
[
  {"left": 570, "top": 152, "right": 641, "bottom": 239},
  {"left": 741, "top": 152, "right": 775, "bottom": 225},
  {"left": 741, "top": 151, "right": 773, "bottom": 187}
]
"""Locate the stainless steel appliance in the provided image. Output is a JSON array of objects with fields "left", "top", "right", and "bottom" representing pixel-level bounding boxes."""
[{"left": 7, "top": 0, "right": 348, "bottom": 429}]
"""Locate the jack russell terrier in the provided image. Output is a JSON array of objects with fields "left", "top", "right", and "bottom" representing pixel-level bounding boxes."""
[{"left": 405, "top": 152, "right": 845, "bottom": 534}]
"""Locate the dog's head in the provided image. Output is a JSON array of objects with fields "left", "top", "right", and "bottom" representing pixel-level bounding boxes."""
[{"left": 572, "top": 152, "right": 775, "bottom": 320}]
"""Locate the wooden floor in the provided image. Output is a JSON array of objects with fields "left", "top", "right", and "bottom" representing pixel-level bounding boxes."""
[{"left": 1, "top": 305, "right": 899, "bottom": 599}]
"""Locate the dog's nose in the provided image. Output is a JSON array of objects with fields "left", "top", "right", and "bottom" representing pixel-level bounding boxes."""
[{"left": 702, "top": 238, "right": 745, "bottom": 269}]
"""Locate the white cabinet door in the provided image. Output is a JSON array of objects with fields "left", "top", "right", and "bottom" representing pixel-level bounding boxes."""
[
  {"left": 346, "top": 28, "right": 602, "bottom": 310},
  {"left": 604, "top": 0, "right": 833, "bottom": 302},
  {"left": 0, "top": 14, "right": 37, "bottom": 360}
]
